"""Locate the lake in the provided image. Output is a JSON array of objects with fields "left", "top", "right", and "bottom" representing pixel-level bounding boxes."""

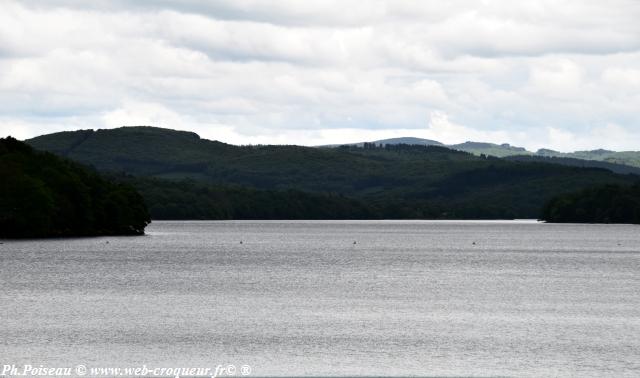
[{"left": 1, "top": 220, "right": 639, "bottom": 377}]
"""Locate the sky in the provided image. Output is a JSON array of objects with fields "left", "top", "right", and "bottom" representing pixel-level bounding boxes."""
[{"left": 1, "top": 0, "right": 639, "bottom": 151}]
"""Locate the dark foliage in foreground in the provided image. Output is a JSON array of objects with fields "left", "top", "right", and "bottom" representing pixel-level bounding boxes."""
[
  {"left": 541, "top": 184, "right": 640, "bottom": 224},
  {"left": 0, "top": 137, "right": 150, "bottom": 238}
]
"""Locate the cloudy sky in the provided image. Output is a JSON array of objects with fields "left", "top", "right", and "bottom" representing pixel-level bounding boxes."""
[{"left": 1, "top": 0, "right": 639, "bottom": 151}]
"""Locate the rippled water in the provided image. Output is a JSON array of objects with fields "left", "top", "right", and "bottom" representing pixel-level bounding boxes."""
[{"left": 1, "top": 220, "right": 639, "bottom": 377}]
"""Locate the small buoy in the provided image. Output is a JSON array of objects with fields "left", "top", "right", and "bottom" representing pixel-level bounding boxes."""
[
  {"left": 106, "top": 241, "right": 109, "bottom": 244},
  {"left": 472, "top": 241, "right": 476, "bottom": 245},
  {"left": 353, "top": 241, "right": 357, "bottom": 245},
  {"left": 240, "top": 241, "right": 243, "bottom": 244}
]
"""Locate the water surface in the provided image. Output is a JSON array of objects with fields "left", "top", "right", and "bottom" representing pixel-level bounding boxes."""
[{"left": 1, "top": 220, "right": 639, "bottom": 377}]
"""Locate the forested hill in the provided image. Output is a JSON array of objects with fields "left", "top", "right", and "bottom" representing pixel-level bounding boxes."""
[
  {"left": 26, "top": 126, "right": 640, "bottom": 219},
  {"left": 0, "top": 137, "right": 150, "bottom": 238},
  {"left": 323, "top": 137, "right": 640, "bottom": 167},
  {"left": 504, "top": 155, "right": 640, "bottom": 175}
]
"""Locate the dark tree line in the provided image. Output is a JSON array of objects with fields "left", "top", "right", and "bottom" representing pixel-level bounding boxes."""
[
  {"left": 111, "top": 175, "right": 377, "bottom": 220},
  {"left": 542, "top": 183, "right": 640, "bottom": 224},
  {"left": 0, "top": 137, "right": 150, "bottom": 238}
]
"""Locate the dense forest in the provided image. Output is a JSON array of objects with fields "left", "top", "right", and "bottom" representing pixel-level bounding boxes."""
[
  {"left": 112, "top": 175, "right": 514, "bottom": 220},
  {"left": 0, "top": 137, "right": 150, "bottom": 238},
  {"left": 504, "top": 155, "right": 640, "bottom": 175},
  {"left": 114, "top": 175, "right": 375, "bottom": 220},
  {"left": 541, "top": 184, "right": 640, "bottom": 224},
  {"left": 26, "top": 127, "right": 640, "bottom": 220}
]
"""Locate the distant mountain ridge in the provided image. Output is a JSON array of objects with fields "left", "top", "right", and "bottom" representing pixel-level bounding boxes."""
[
  {"left": 320, "top": 137, "right": 443, "bottom": 148},
  {"left": 369, "top": 137, "right": 444, "bottom": 146},
  {"left": 323, "top": 137, "right": 640, "bottom": 168}
]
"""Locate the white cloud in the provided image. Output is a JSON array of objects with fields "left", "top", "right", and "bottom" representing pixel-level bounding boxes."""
[
  {"left": 0, "top": 0, "right": 639, "bottom": 151},
  {"left": 543, "top": 124, "right": 640, "bottom": 152},
  {"left": 526, "top": 58, "right": 585, "bottom": 98},
  {"left": 602, "top": 67, "right": 640, "bottom": 90}
]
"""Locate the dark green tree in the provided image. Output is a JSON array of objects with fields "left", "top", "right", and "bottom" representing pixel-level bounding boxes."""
[
  {"left": 0, "top": 137, "right": 150, "bottom": 238},
  {"left": 541, "top": 183, "right": 640, "bottom": 224}
]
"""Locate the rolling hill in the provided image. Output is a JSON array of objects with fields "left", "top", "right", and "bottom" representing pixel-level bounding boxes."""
[
  {"left": 26, "top": 126, "right": 640, "bottom": 219},
  {"left": 322, "top": 137, "right": 640, "bottom": 167},
  {"left": 448, "top": 142, "right": 531, "bottom": 157},
  {"left": 322, "top": 137, "right": 443, "bottom": 148}
]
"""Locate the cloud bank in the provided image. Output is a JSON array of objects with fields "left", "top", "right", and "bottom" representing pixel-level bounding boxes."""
[{"left": 1, "top": 0, "right": 639, "bottom": 151}]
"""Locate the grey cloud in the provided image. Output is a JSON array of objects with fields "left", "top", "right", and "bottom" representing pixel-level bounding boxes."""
[{"left": 1, "top": 0, "right": 640, "bottom": 151}]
